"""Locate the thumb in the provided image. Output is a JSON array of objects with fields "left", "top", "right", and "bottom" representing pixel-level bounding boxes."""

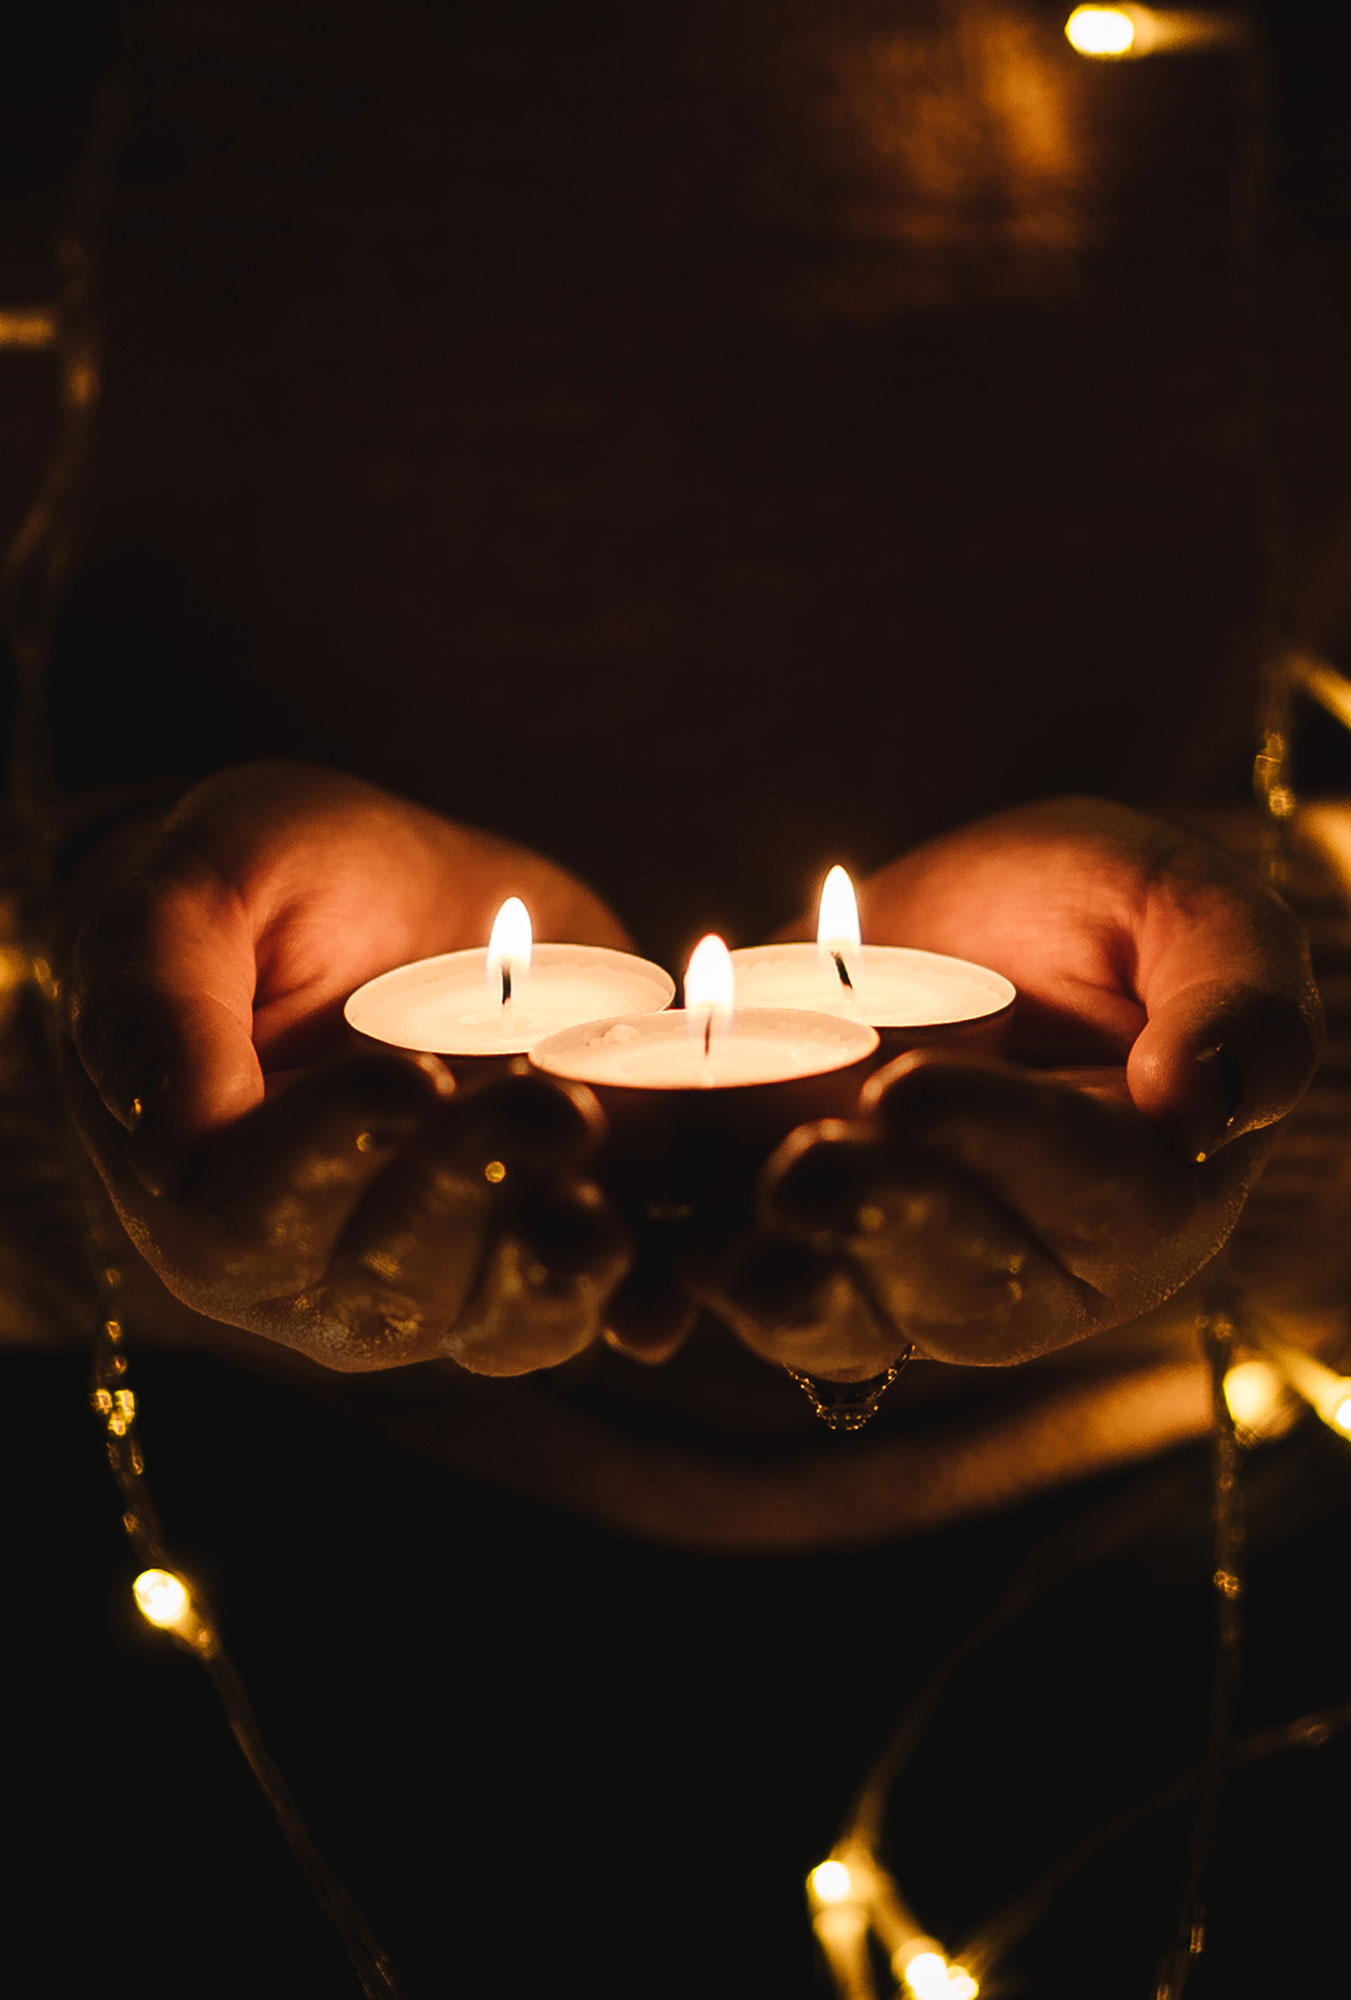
[
  {"left": 1127, "top": 976, "right": 1322, "bottom": 1161},
  {"left": 69, "top": 835, "right": 265, "bottom": 1186}
]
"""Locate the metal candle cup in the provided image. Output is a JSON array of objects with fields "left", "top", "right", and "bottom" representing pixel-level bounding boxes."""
[
  {"left": 529, "top": 1007, "right": 880, "bottom": 1228},
  {"left": 344, "top": 942, "right": 676, "bottom": 1082}
]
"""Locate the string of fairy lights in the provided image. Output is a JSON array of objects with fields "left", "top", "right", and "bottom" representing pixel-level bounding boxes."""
[
  {"left": 5, "top": 6, "right": 1351, "bottom": 1997},
  {"left": 799, "top": 1294, "right": 1351, "bottom": 2000}
]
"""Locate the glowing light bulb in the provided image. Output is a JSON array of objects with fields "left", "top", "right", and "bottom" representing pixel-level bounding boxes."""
[
  {"left": 1223, "top": 1358, "right": 1295, "bottom": 1439},
  {"left": 1259, "top": 1336, "right": 1351, "bottom": 1443},
  {"left": 808, "top": 1859, "right": 855, "bottom": 1905},
  {"left": 817, "top": 865, "right": 863, "bottom": 991},
  {"left": 486, "top": 896, "right": 532, "bottom": 1006},
  {"left": 1065, "top": 5, "right": 1136, "bottom": 54},
  {"left": 684, "top": 934, "right": 735, "bottom": 1021},
  {"left": 896, "top": 1941, "right": 979, "bottom": 2000},
  {"left": 133, "top": 1568, "right": 190, "bottom": 1631}
]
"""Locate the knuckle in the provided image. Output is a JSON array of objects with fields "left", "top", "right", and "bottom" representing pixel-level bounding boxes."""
[{"left": 283, "top": 1284, "right": 438, "bottom": 1371}]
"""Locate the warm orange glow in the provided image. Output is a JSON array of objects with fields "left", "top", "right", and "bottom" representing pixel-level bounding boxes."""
[
  {"left": 808, "top": 1859, "right": 855, "bottom": 1905},
  {"left": 1065, "top": 5, "right": 1240, "bottom": 58},
  {"left": 1065, "top": 5, "right": 1137, "bottom": 54},
  {"left": 1223, "top": 1359, "right": 1296, "bottom": 1440},
  {"left": 133, "top": 1569, "right": 190, "bottom": 1631},
  {"left": 1258, "top": 1335, "right": 1351, "bottom": 1443},
  {"left": 0, "top": 308, "right": 58, "bottom": 349},
  {"left": 898, "top": 1947, "right": 980, "bottom": 2000},
  {"left": 684, "top": 933, "right": 735, "bottom": 1019},
  {"left": 486, "top": 896, "right": 532, "bottom": 1002}
]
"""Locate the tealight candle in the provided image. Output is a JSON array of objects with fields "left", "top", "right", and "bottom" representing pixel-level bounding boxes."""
[
  {"left": 729, "top": 866, "right": 1015, "bottom": 1056},
  {"left": 531, "top": 935, "right": 878, "bottom": 1225},
  {"left": 344, "top": 896, "right": 676, "bottom": 1074}
]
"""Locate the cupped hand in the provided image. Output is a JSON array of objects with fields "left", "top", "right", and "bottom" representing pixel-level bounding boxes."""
[
  {"left": 63, "top": 761, "right": 633, "bottom": 1372},
  {"left": 703, "top": 797, "right": 1323, "bottom": 1376}
]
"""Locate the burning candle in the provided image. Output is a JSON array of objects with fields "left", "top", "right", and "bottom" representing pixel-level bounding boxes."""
[
  {"left": 530, "top": 935, "right": 878, "bottom": 1225},
  {"left": 344, "top": 896, "right": 676, "bottom": 1071},
  {"left": 729, "top": 866, "right": 1015, "bottom": 1056},
  {"left": 532, "top": 933, "right": 878, "bottom": 1091}
]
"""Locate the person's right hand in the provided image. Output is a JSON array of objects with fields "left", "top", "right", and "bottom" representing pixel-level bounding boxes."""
[{"left": 62, "top": 761, "right": 633, "bottom": 1373}]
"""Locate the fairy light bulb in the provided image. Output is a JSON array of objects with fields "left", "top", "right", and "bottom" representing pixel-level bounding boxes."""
[
  {"left": 1064, "top": 4, "right": 1241, "bottom": 57},
  {"left": 1065, "top": 5, "right": 1136, "bottom": 55},
  {"left": 808, "top": 1859, "right": 855, "bottom": 1906},
  {"left": 895, "top": 1938, "right": 980, "bottom": 2000},
  {"left": 133, "top": 1568, "right": 190, "bottom": 1631},
  {"left": 1222, "top": 1358, "right": 1297, "bottom": 1441},
  {"left": 1258, "top": 1335, "right": 1351, "bottom": 1443}
]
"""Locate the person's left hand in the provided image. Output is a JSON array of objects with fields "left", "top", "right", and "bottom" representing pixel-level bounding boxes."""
[{"left": 699, "top": 797, "right": 1322, "bottom": 1377}]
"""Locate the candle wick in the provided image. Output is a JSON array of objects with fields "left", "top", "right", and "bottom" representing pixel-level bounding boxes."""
[
  {"left": 501, "top": 963, "right": 513, "bottom": 1008},
  {"left": 703, "top": 1010, "right": 713, "bottom": 1059},
  {"left": 831, "top": 949, "right": 854, "bottom": 992}
]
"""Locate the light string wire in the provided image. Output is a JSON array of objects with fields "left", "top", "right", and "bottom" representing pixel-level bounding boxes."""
[
  {"left": 1237, "top": 0, "right": 1298, "bottom": 894},
  {"left": 811, "top": 1297, "right": 1351, "bottom": 2000},
  {"left": 1152, "top": 1304, "right": 1244, "bottom": 2000},
  {"left": 0, "top": 54, "right": 415, "bottom": 2000},
  {"left": 88, "top": 1300, "right": 413, "bottom": 2000},
  {"left": 957, "top": 1689, "right": 1351, "bottom": 1985},
  {"left": 806, "top": 13, "right": 1338, "bottom": 1992}
]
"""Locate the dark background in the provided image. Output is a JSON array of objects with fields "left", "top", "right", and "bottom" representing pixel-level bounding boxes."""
[
  {"left": 6, "top": 6, "right": 1351, "bottom": 1992},
  {"left": 6, "top": 1345, "right": 1351, "bottom": 1997},
  {"left": 6, "top": 2, "right": 1351, "bottom": 954}
]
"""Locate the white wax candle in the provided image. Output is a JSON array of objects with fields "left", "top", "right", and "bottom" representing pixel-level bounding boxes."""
[
  {"left": 728, "top": 943, "right": 1014, "bottom": 1029},
  {"left": 531, "top": 1008, "right": 879, "bottom": 1091},
  {"left": 345, "top": 943, "right": 675, "bottom": 1057}
]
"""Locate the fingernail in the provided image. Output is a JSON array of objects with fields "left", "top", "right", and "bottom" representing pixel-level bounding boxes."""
[
  {"left": 603, "top": 1273, "right": 697, "bottom": 1364},
  {"left": 1193, "top": 1043, "right": 1245, "bottom": 1162}
]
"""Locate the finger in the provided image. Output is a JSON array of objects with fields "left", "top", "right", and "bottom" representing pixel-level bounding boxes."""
[
  {"left": 92, "top": 1051, "right": 452, "bottom": 1317},
  {"left": 444, "top": 1184, "right": 631, "bottom": 1376},
  {"left": 313, "top": 1073, "right": 622, "bottom": 1372},
  {"left": 865, "top": 1052, "right": 1221, "bottom": 1308},
  {"left": 700, "top": 1233, "right": 903, "bottom": 1379},
  {"left": 70, "top": 833, "right": 263, "bottom": 1163},
  {"left": 1128, "top": 976, "right": 1323, "bottom": 1160},
  {"left": 315, "top": 1088, "right": 552, "bottom": 1344},
  {"left": 1123, "top": 847, "right": 1321, "bottom": 1153},
  {"left": 759, "top": 1119, "right": 1088, "bottom": 1365},
  {"left": 603, "top": 1225, "right": 701, "bottom": 1364}
]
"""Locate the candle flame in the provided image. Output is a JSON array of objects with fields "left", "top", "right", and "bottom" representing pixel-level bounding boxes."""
[
  {"left": 486, "top": 896, "right": 532, "bottom": 1003},
  {"left": 817, "top": 865, "right": 862, "bottom": 988},
  {"left": 685, "top": 933, "right": 734, "bottom": 1018}
]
